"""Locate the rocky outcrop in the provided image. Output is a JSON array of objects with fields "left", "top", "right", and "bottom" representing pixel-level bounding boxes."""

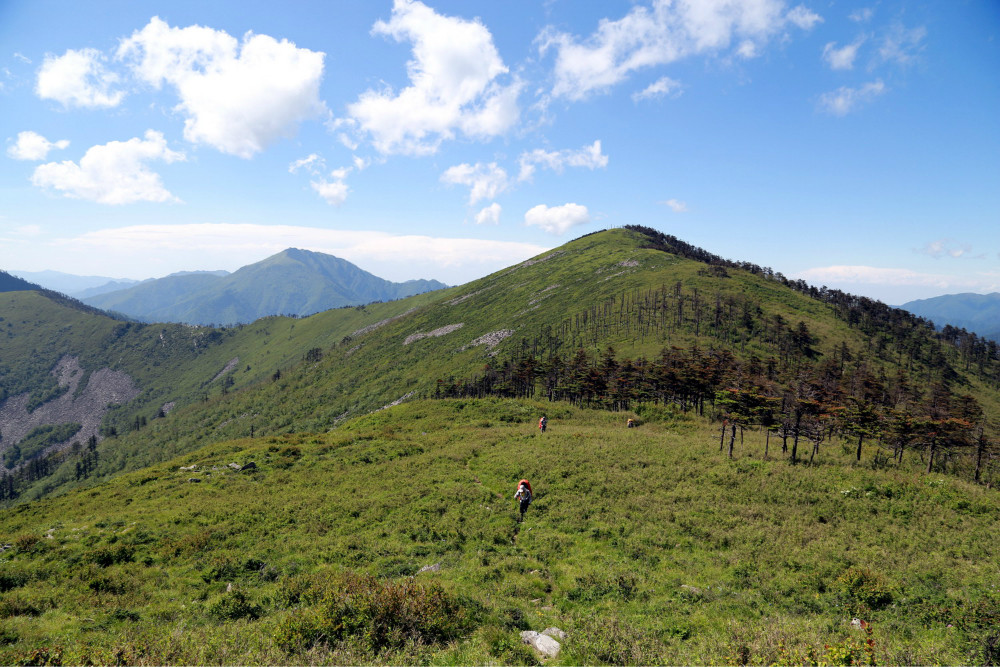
[
  {"left": 0, "top": 355, "right": 139, "bottom": 471},
  {"left": 520, "top": 627, "right": 565, "bottom": 658}
]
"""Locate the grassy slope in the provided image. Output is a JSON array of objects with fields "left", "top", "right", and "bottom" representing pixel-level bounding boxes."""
[
  {"left": 92, "top": 228, "right": 1000, "bottom": 477},
  {"left": 7, "top": 227, "right": 997, "bottom": 501},
  {"left": 0, "top": 398, "right": 996, "bottom": 665}
]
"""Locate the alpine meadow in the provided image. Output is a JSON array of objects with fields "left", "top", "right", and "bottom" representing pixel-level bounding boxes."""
[{"left": 0, "top": 227, "right": 997, "bottom": 666}]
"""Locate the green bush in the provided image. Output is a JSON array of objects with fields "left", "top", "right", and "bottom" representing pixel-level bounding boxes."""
[
  {"left": 835, "top": 567, "right": 893, "bottom": 612},
  {"left": 273, "top": 571, "right": 477, "bottom": 654},
  {"left": 208, "top": 590, "right": 261, "bottom": 620}
]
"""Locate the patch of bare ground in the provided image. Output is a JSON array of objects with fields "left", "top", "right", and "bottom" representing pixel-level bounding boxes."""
[
  {"left": 503, "top": 250, "right": 566, "bottom": 274},
  {"left": 461, "top": 330, "right": 514, "bottom": 355},
  {"left": 351, "top": 308, "right": 418, "bottom": 338},
  {"left": 211, "top": 357, "right": 239, "bottom": 382},
  {"left": 403, "top": 323, "right": 464, "bottom": 345},
  {"left": 0, "top": 355, "right": 140, "bottom": 471}
]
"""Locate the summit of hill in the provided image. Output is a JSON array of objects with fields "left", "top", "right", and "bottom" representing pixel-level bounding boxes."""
[{"left": 79, "top": 248, "right": 448, "bottom": 326}]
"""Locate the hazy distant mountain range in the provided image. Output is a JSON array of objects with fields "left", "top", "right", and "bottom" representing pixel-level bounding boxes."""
[
  {"left": 17, "top": 249, "right": 447, "bottom": 326},
  {"left": 898, "top": 292, "right": 999, "bottom": 342}
]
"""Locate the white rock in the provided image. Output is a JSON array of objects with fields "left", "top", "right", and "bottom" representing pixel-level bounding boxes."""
[{"left": 521, "top": 630, "right": 561, "bottom": 658}]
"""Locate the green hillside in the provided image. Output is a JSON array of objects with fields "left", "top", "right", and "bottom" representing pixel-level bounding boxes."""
[
  {"left": 0, "top": 399, "right": 996, "bottom": 665},
  {"left": 1, "top": 227, "right": 998, "bottom": 504}
]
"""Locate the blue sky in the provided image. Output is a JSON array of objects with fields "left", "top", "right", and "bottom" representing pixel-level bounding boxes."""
[{"left": 1, "top": 0, "right": 997, "bottom": 304}]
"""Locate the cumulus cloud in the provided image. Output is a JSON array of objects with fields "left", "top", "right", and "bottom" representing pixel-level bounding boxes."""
[
  {"left": 518, "top": 140, "right": 608, "bottom": 182},
  {"left": 310, "top": 172, "right": 349, "bottom": 206},
  {"left": 818, "top": 79, "right": 885, "bottom": 115},
  {"left": 117, "top": 17, "right": 326, "bottom": 158},
  {"left": 632, "top": 76, "right": 683, "bottom": 102},
  {"left": 475, "top": 202, "right": 502, "bottom": 225},
  {"left": 822, "top": 38, "right": 864, "bottom": 70},
  {"left": 7, "top": 131, "right": 70, "bottom": 160},
  {"left": 36, "top": 223, "right": 549, "bottom": 284},
  {"left": 346, "top": 0, "right": 522, "bottom": 155},
  {"left": 539, "top": 0, "right": 822, "bottom": 101},
  {"left": 662, "top": 198, "right": 688, "bottom": 212},
  {"left": 524, "top": 203, "right": 591, "bottom": 235},
  {"left": 36, "top": 48, "right": 124, "bottom": 108},
  {"left": 30, "top": 129, "right": 184, "bottom": 204},
  {"left": 441, "top": 162, "right": 510, "bottom": 205}
]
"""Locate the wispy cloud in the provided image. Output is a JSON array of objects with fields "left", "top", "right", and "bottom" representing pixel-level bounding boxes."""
[
  {"left": 918, "top": 239, "right": 976, "bottom": 260},
  {"left": 661, "top": 198, "right": 688, "bottom": 213},
  {"left": 878, "top": 22, "right": 926, "bottom": 66},
  {"left": 632, "top": 76, "right": 682, "bottom": 102},
  {"left": 538, "top": 0, "right": 822, "bottom": 101},
  {"left": 822, "top": 38, "right": 865, "bottom": 70},
  {"left": 518, "top": 140, "right": 607, "bottom": 181},
  {"left": 818, "top": 79, "right": 885, "bottom": 115}
]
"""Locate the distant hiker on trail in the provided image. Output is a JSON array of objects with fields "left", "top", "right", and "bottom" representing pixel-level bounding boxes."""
[
  {"left": 514, "top": 479, "right": 533, "bottom": 521},
  {"left": 538, "top": 416, "right": 547, "bottom": 432},
  {"left": 627, "top": 418, "right": 636, "bottom": 428}
]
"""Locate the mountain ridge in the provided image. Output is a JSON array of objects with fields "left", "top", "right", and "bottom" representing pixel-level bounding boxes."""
[
  {"left": 0, "top": 227, "right": 996, "bottom": 505},
  {"left": 79, "top": 248, "right": 448, "bottom": 325},
  {"left": 898, "top": 292, "right": 999, "bottom": 342}
]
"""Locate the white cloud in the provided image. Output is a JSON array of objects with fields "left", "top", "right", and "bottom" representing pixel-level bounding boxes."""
[
  {"left": 518, "top": 140, "right": 608, "bottom": 181},
  {"left": 785, "top": 5, "right": 823, "bottom": 29},
  {"left": 289, "top": 153, "right": 325, "bottom": 175},
  {"left": 818, "top": 79, "right": 885, "bottom": 115},
  {"left": 27, "top": 223, "right": 549, "bottom": 285},
  {"left": 36, "top": 48, "right": 124, "bottom": 108},
  {"left": 475, "top": 202, "right": 502, "bottom": 225},
  {"left": 878, "top": 23, "right": 926, "bottom": 66},
  {"left": 346, "top": 0, "right": 522, "bottom": 155},
  {"left": 849, "top": 8, "right": 873, "bottom": 23},
  {"left": 117, "top": 17, "right": 326, "bottom": 158},
  {"left": 30, "top": 129, "right": 185, "bottom": 204},
  {"left": 632, "top": 76, "right": 683, "bottom": 102},
  {"left": 539, "top": 0, "right": 822, "bottom": 101},
  {"left": 822, "top": 38, "right": 864, "bottom": 70},
  {"left": 919, "top": 239, "right": 974, "bottom": 260},
  {"left": 662, "top": 198, "right": 688, "bottom": 212},
  {"left": 7, "top": 131, "right": 70, "bottom": 161},
  {"left": 14, "top": 53, "right": 32, "bottom": 64},
  {"left": 794, "top": 265, "right": 999, "bottom": 294},
  {"left": 524, "top": 203, "right": 591, "bottom": 235},
  {"left": 310, "top": 174, "right": 349, "bottom": 206},
  {"left": 441, "top": 162, "right": 510, "bottom": 205}
]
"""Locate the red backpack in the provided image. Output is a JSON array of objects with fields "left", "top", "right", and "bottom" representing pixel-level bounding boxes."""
[{"left": 516, "top": 479, "right": 533, "bottom": 495}]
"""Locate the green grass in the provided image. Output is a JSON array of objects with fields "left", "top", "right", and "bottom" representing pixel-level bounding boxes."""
[
  {"left": 1, "top": 398, "right": 996, "bottom": 665},
  {"left": 4, "top": 228, "right": 997, "bottom": 504}
]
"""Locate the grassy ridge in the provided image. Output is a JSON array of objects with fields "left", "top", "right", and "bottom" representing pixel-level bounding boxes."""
[{"left": 1, "top": 398, "right": 996, "bottom": 665}]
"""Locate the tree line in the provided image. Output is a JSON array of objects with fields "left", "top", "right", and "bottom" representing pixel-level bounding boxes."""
[{"left": 434, "top": 339, "right": 997, "bottom": 486}]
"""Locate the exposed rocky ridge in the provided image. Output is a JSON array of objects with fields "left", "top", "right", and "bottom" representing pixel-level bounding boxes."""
[{"left": 0, "top": 355, "right": 139, "bottom": 471}]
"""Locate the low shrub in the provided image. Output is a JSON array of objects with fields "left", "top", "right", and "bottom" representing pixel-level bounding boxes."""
[
  {"left": 273, "top": 571, "right": 477, "bottom": 654},
  {"left": 835, "top": 567, "right": 893, "bottom": 613},
  {"left": 208, "top": 590, "right": 261, "bottom": 620}
]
